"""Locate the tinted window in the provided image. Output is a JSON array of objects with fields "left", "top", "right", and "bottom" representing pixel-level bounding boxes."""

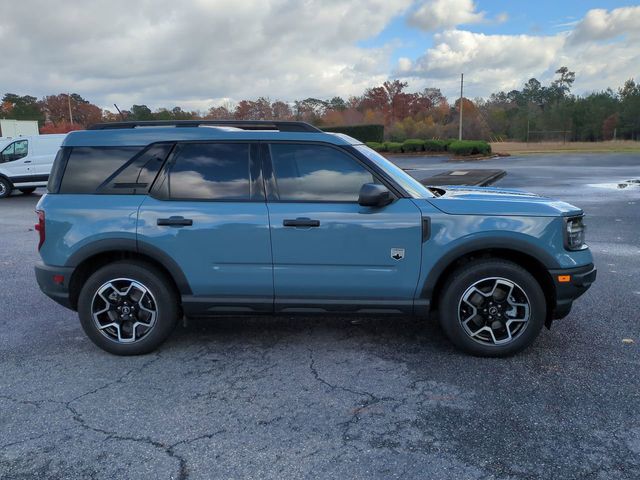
[
  {"left": 270, "top": 144, "right": 374, "bottom": 201},
  {"left": 0, "top": 140, "right": 28, "bottom": 163},
  {"left": 164, "top": 143, "right": 253, "bottom": 200},
  {"left": 47, "top": 148, "right": 69, "bottom": 193},
  {"left": 97, "top": 144, "right": 173, "bottom": 194},
  {"left": 59, "top": 147, "right": 142, "bottom": 193}
]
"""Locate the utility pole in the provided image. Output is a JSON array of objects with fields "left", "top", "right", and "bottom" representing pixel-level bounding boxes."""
[
  {"left": 67, "top": 93, "right": 74, "bottom": 125},
  {"left": 458, "top": 73, "right": 463, "bottom": 141}
]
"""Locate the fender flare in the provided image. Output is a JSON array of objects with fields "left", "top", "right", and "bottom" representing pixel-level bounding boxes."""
[
  {"left": 420, "top": 235, "right": 559, "bottom": 299},
  {"left": 65, "top": 238, "right": 192, "bottom": 295}
]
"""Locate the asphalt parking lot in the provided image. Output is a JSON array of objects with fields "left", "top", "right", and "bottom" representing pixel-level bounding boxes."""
[{"left": 1, "top": 153, "right": 639, "bottom": 479}]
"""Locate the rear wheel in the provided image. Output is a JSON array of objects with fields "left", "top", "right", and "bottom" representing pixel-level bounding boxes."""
[
  {"left": 439, "top": 259, "right": 546, "bottom": 357},
  {"left": 18, "top": 187, "right": 36, "bottom": 195},
  {"left": 77, "top": 261, "right": 179, "bottom": 355},
  {"left": 0, "top": 178, "right": 12, "bottom": 198}
]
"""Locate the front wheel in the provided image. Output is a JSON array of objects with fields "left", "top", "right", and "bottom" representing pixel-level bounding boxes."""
[
  {"left": 439, "top": 259, "right": 546, "bottom": 357},
  {"left": 77, "top": 261, "right": 179, "bottom": 355}
]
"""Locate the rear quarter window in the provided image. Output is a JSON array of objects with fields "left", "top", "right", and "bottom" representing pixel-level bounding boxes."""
[{"left": 57, "top": 144, "right": 172, "bottom": 194}]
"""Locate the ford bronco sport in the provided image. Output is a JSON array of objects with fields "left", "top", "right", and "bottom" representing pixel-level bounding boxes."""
[{"left": 34, "top": 120, "right": 596, "bottom": 356}]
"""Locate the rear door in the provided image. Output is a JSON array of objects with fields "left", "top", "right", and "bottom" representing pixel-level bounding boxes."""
[
  {"left": 33, "top": 135, "right": 64, "bottom": 178},
  {"left": 264, "top": 142, "right": 423, "bottom": 314},
  {"left": 137, "top": 142, "right": 273, "bottom": 313}
]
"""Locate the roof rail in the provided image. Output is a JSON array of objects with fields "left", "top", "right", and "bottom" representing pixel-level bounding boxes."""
[{"left": 87, "top": 120, "right": 321, "bottom": 133}]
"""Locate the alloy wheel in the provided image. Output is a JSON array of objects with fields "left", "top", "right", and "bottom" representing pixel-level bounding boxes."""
[
  {"left": 91, "top": 278, "right": 158, "bottom": 343},
  {"left": 457, "top": 277, "right": 531, "bottom": 346}
]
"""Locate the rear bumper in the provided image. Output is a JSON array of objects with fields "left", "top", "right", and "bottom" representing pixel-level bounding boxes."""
[
  {"left": 548, "top": 263, "right": 597, "bottom": 320},
  {"left": 35, "top": 262, "right": 75, "bottom": 310}
]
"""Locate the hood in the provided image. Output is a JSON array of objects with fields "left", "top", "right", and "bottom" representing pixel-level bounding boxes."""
[{"left": 425, "top": 185, "right": 583, "bottom": 217}]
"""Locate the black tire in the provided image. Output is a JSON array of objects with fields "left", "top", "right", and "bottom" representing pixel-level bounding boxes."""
[
  {"left": 19, "top": 187, "right": 36, "bottom": 195},
  {"left": 0, "top": 177, "right": 12, "bottom": 198},
  {"left": 438, "top": 259, "right": 546, "bottom": 357},
  {"left": 77, "top": 260, "right": 179, "bottom": 355}
]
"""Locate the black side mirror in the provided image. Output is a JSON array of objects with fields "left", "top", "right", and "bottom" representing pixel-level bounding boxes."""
[{"left": 358, "top": 183, "right": 393, "bottom": 207}]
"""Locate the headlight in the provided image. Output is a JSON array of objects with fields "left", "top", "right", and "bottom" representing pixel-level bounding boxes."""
[{"left": 564, "top": 216, "right": 586, "bottom": 250}]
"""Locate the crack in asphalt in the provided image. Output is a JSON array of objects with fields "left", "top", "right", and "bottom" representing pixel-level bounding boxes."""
[
  {"left": 61, "top": 389, "right": 228, "bottom": 480},
  {"left": 307, "top": 349, "right": 396, "bottom": 450},
  {"left": 0, "top": 394, "right": 45, "bottom": 408},
  {"left": 0, "top": 352, "right": 228, "bottom": 480}
]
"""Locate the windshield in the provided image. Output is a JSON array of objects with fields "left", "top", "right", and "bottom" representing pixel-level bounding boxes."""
[{"left": 354, "top": 145, "right": 434, "bottom": 198}]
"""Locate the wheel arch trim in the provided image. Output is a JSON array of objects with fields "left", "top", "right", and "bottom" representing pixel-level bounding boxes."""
[
  {"left": 420, "top": 236, "right": 558, "bottom": 300},
  {"left": 65, "top": 238, "right": 193, "bottom": 295}
]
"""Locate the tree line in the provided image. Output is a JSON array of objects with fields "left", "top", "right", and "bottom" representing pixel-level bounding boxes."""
[{"left": 1, "top": 67, "right": 639, "bottom": 141}]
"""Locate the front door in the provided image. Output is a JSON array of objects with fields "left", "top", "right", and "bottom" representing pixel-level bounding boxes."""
[
  {"left": 1, "top": 140, "right": 31, "bottom": 181},
  {"left": 265, "top": 142, "right": 422, "bottom": 314},
  {"left": 137, "top": 142, "right": 273, "bottom": 313}
]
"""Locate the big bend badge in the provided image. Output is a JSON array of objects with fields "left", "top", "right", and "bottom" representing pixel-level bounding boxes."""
[{"left": 391, "top": 248, "right": 405, "bottom": 261}]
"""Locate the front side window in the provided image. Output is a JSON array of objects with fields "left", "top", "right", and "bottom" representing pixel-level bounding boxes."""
[
  {"left": 0, "top": 140, "right": 28, "bottom": 163},
  {"left": 269, "top": 143, "right": 374, "bottom": 202},
  {"left": 161, "top": 143, "right": 254, "bottom": 200}
]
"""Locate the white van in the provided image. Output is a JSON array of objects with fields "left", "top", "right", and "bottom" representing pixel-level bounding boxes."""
[{"left": 0, "top": 134, "right": 66, "bottom": 198}]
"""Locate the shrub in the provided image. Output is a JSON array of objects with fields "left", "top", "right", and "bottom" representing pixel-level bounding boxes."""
[
  {"left": 402, "top": 139, "right": 425, "bottom": 152},
  {"left": 366, "top": 141, "right": 382, "bottom": 150},
  {"left": 423, "top": 139, "right": 449, "bottom": 152},
  {"left": 448, "top": 140, "right": 492, "bottom": 156},
  {"left": 323, "top": 124, "right": 384, "bottom": 143},
  {"left": 385, "top": 142, "right": 404, "bottom": 153}
]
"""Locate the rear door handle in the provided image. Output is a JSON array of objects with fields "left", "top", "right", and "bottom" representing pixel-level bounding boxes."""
[
  {"left": 283, "top": 218, "right": 320, "bottom": 228},
  {"left": 157, "top": 216, "right": 193, "bottom": 227},
  {"left": 23, "top": 160, "right": 31, "bottom": 164}
]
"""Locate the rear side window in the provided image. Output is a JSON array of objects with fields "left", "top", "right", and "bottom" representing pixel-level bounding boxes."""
[
  {"left": 96, "top": 144, "right": 173, "bottom": 194},
  {"left": 58, "top": 145, "right": 172, "bottom": 194},
  {"left": 59, "top": 147, "right": 142, "bottom": 193},
  {"left": 269, "top": 143, "right": 374, "bottom": 202},
  {"left": 47, "top": 148, "right": 69, "bottom": 193},
  {"left": 154, "top": 143, "right": 257, "bottom": 201}
]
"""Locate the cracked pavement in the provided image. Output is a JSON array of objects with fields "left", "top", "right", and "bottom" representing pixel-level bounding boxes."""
[{"left": 1, "top": 153, "right": 639, "bottom": 479}]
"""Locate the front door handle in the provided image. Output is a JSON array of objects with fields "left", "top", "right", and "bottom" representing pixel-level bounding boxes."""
[
  {"left": 283, "top": 218, "right": 320, "bottom": 228},
  {"left": 157, "top": 216, "right": 193, "bottom": 227},
  {"left": 23, "top": 160, "right": 31, "bottom": 164}
]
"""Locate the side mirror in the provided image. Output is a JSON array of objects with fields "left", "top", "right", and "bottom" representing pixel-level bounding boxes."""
[{"left": 358, "top": 183, "right": 393, "bottom": 207}]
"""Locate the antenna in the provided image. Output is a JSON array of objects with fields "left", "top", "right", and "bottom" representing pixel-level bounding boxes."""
[{"left": 113, "top": 104, "right": 125, "bottom": 121}]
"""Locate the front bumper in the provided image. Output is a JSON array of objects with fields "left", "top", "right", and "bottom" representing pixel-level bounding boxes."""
[
  {"left": 35, "top": 262, "right": 75, "bottom": 310},
  {"left": 548, "top": 263, "right": 597, "bottom": 320}
]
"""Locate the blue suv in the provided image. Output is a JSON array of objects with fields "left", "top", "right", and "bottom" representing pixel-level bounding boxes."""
[{"left": 35, "top": 120, "right": 596, "bottom": 356}]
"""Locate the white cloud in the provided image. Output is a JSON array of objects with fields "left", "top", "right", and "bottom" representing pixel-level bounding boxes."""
[
  {"left": 0, "top": 1, "right": 638, "bottom": 110},
  {"left": 568, "top": 6, "right": 640, "bottom": 44},
  {"left": 0, "top": 0, "right": 412, "bottom": 110},
  {"left": 398, "top": 30, "right": 564, "bottom": 95},
  {"left": 408, "top": 0, "right": 486, "bottom": 31},
  {"left": 399, "top": 6, "right": 640, "bottom": 99}
]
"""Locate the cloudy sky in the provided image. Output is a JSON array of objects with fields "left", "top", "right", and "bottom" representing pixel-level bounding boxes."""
[{"left": 1, "top": 0, "right": 638, "bottom": 112}]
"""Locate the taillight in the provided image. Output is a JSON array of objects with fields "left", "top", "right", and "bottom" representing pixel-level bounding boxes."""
[{"left": 35, "top": 210, "right": 45, "bottom": 250}]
